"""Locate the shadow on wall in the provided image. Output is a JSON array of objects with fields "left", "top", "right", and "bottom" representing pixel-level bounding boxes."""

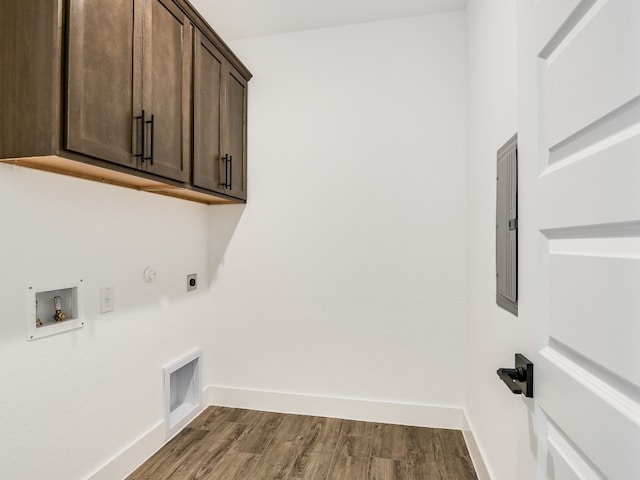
[{"left": 208, "top": 204, "right": 245, "bottom": 286}]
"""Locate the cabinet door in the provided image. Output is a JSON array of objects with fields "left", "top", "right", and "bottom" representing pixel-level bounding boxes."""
[
  {"left": 66, "top": 0, "right": 138, "bottom": 167},
  {"left": 141, "top": 0, "right": 191, "bottom": 182},
  {"left": 221, "top": 63, "right": 248, "bottom": 200},
  {"left": 192, "top": 30, "right": 223, "bottom": 192}
]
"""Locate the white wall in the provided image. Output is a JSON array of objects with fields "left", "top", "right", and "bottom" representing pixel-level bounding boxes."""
[
  {"left": 465, "top": 1, "right": 520, "bottom": 479},
  {"left": 207, "top": 13, "right": 468, "bottom": 412},
  {"left": 0, "top": 166, "right": 209, "bottom": 480}
]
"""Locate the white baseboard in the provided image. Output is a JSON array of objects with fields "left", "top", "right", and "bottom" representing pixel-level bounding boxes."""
[
  {"left": 205, "top": 385, "right": 465, "bottom": 430},
  {"left": 461, "top": 411, "right": 493, "bottom": 480},
  {"left": 85, "top": 421, "right": 165, "bottom": 480}
]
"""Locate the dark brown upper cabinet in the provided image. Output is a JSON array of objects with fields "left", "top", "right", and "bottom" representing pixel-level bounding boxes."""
[
  {"left": 221, "top": 62, "right": 249, "bottom": 200},
  {"left": 65, "top": 0, "right": 138, "bottom": 170},
  {"left": 67, "top": 0, "right": 191, "bottom": 183},
  {"left": 193, "top": 30, "right": 248, "bottom": 200},
  {"left": 193, "top": 31, "right": 223, "bottom": 193},
  {"left": 0, "top": 0, "right": 251, "bottom": 205},
  {"left": 140, "top": 0, "right": 192, "bottom": 182}
]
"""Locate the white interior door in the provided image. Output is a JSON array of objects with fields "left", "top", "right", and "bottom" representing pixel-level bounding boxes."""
[{"left": 519, "top": 0, "right": 640, "bottom": 478}]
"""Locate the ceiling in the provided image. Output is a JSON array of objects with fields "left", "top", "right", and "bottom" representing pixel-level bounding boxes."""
[{"left": 189, "top": 0, "right": 468, "bottom": 41}]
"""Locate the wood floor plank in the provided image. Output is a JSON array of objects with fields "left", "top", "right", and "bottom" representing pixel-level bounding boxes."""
[
  {"left": 437, "top": 429, "right": 477, "bottom": 479},
  {"left": 287, "top": 416, "right": 342, "bottom": 479},
  {"left": 340, "top": 419, "right": 375, "bottom": 437},
  {"left": 187, "top": 406, "right": 233, "bottom": 431},
  {"left": 325, "top": 422, "right": 374, "bottom": 480},
  {"left": 366, "top": 457, "right": 406, "bottom": 480},
  {"left": 198, "top": 452, "right": 260, "bottom": 480},
  {"left": 371, "top": 423, "right": 406, "bottom": 460},
  {"left": 405, "top": 426, "right": 442, "bottom": 480},
  {"left": 126, "top": 428, "right": 209, "bottom": 480},
  {"left": 232, "top": 411, "right": 284, "bottom": 455},
  {"left": 247, "top": 414, "right": 314, "bottom": 479},
  {"left": 165, "top": 422, "right": 247, "bottom": 480},
  {"left": 430, "top": 428, "right": 450, "bottom": 480}
]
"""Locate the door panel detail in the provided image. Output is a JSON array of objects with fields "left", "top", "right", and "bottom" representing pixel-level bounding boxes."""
[{"left": 524, "top": 0, "right": 640, "bottom": 478}]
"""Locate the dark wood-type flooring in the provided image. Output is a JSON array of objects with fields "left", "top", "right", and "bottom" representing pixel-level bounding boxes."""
[{"left": 126, "top": 406, "right": 477, "bottom": 480}]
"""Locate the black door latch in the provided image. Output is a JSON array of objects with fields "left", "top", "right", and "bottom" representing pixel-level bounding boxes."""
[{"left": 497, "top": 353, "right": 533, "bottom": 397}]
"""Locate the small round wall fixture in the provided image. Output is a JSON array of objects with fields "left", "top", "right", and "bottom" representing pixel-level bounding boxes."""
[{"left": 144, "top": 267, "right": 158, "bottom": 283}]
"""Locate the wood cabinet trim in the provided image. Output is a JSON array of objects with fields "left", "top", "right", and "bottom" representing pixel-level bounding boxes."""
[{"left": 0, "top": 156, "right": 241, "bottom": 205}]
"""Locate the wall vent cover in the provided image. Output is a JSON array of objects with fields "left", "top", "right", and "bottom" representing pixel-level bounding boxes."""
[{"left": 164, "top": 349, "right": 202, "bottom": 439}]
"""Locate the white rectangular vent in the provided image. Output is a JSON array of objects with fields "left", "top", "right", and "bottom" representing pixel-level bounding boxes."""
[{"left": 164, "top": 350, "right": 202, "bottom": 439}]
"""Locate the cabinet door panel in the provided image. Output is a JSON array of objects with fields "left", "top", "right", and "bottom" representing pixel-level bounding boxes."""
[
  {"left": 66, "top": 0, "right": 137, "bottom": 167},
  {"left": 193, "top": 31, "right": 223, "bottom": 192},
  {"left": 143, "top": 0, "right": 191, "bottom": 182},
  {"left": 222, "top": 65, "right": 248, "bottom": 200}
]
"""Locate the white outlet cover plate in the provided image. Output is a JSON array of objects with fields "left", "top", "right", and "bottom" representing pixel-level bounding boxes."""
[{"left": 100, "top": 286, "right": 114, "bottom": 313}]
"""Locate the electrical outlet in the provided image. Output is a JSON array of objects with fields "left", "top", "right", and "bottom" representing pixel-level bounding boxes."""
[
  {"left": 187, "top": 274, "right": 197, "bottom": 292},
  {"left": 100, "top": 286, "right": 114, "bottom": 313}
]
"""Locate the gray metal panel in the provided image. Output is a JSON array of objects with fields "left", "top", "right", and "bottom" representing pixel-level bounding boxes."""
[
  {"left": 507, "top": 146, "right": 517, "bottom": 301},
  {"left": 497, "top": 153, "right": 509, "bottom": 296},
  {"left": 496, "top": 133, "right": 518, "bottom": 315}
]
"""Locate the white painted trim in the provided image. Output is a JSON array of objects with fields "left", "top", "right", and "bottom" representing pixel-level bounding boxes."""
[
  {"left": 85, "top": 421, "right": 165, "bottom": 480},
  {"left": 461, "top": 410, "right": 494, "bottom": 480},
  {"left": 205, "top": 385, "right": 465, "bottom": 430}
]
